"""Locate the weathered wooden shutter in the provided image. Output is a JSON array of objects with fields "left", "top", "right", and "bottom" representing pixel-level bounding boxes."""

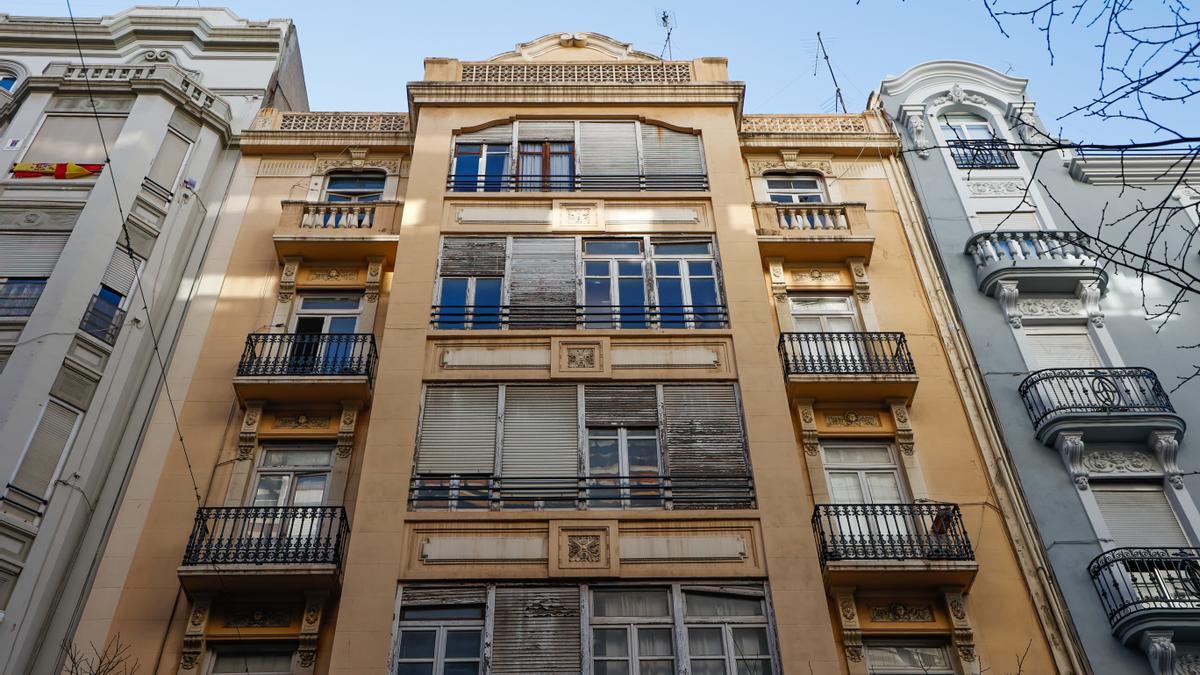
[
  {"left": 1093, "top": 484, "right": 1190, "bottom": 547},
  {"left": 491, "top": 586, "right": 581, "bottom": 675},
  {"left": 584, "top": 385, "right": 658, "bottom": 427},
  {"left": 517, "top": 121, "right": 575, "bottom": 141},
  {"left": 101, "top": 247, "right": 140, "bottom": 295},
  {"left": 1024, "top": 325, "right": 1103, "bottom": 369},
  {"left": 579, "top": 121, "right": 640, "bottom": 175},
  {"left": 439, "top": 237, "right": 507, "bottom": 277},
  {"left": 400, "top": 585, "right": 487, "bottom": 606},
  {"left": 415, "top": 387, "right": 498, "bottom": 474},
  {"left": 501, "top": 386, "right": 579, "bottom": 477},
  {"left": 9, "top": 400, "right": 78, "bottom": 509},
  {"left": 662, "top": 384, "right": 751, "bottom": 508},
  {"left": 458, "top": 123, "right": 513, "bottom": 144},
  {"left": 0, "top": 233, "right": 70, "bottom": 277},
  {"left": 640, "top": 124, "right": 704, "bottom": 175},
  {"left": 508, "top": 237, "right": 576, "bottom": 327}
]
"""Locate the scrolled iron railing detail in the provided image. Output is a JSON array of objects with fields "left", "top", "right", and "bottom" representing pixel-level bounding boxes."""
[
  {"left": 947, "top": 139, "right": 1019, "bottom": 169},
  {"left": 79, "top": 294, "right": 127, "bottom": 346},
  {"left": 1088, "top": 547, "right": 1200, "bottom": 627},
  {"left": 811, "top": 503, "right": 974, "bottom": 566},
  {"left": 778, "top": 332, "right": 916, "bottom": 376},
  {"left": 1018, "top": 367, "right": 1175, "bottom": 429},
  {"left": 182, "top": 506, "right": 350, "bottom": 568},
  {"left": 409, "top": 474, "right": 755, "bottom": 511},
  {"left": 237, "top": 333, "right": 378, "bottom": 382}
]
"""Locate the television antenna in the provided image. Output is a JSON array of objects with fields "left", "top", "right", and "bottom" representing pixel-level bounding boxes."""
[
  {"left": 658, "top": 10, "right": 676, "bottom": 59},
  {"left": 815, "top": 32, "right": 848, "bottom": 114}
]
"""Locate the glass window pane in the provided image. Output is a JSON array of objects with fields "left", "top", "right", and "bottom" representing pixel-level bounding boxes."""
[
  {"left": 768, "top": 194, "right": 794, "bottom": 203},
  {"left": 261, "top": 449, "right": 333, "bottom": 467},
  {"left": 438, "top": 278, "right": 469, "bottom": 329},
  {"left": 685, "top": 592, "right": 764, "bottom": 617},
  {"left": 866, "top": 644, "right": 951, "bottom": 670},
  {"left": 823, "top": 445, "right": 892, "bottom": 465},
  {"left": 300, "top": 296, "right": 361, "bottom": 311},
  {"left": 688, "top": 261, "right": 714, "bottom": 276},
  {"left": 656, "top": 277, "right": 685, "bottom": 328},
  {"left": 627, "top": 438, "right": 660, "bottom": 474},
  {"left": 617, "top": 276, "right": 646, "bottom": 327},
  {"left": 653, "top": 242, "right": 711, "bottom": 255},
  {"left": 691, "top": 662, "right": 728, "bottom": 675},
  {"left": 483, "top": 150, "right": 509, "bottom": 191},
  {"left": 617, "top": 261, "right": 642, "bottom": 276},
  {"left": 586, "top": 278, "right": 612, "bottom": 307},
  {"left": 654, "top": 260, "right": 681, "bottom": 276},
  {"left": 400, "top": 605, "right": 485, "bottom": 621},
  {"left": 736, "top": 660, "right": 772, "bottom": 675},
  {"left": 689, "top": 277, "right": 719, "bottom": 324},
  {"left": 732, "top": 628, "right": 770, "bottom": 656},
  {"left": 593, "top": 628, "right": 630, "bottom": 657},
  {"left": 213, "top": 649, "right": 294, "bottom": 673},
  {"left": 472, "top": 278, "right": 502, "bottom": 329},
  {"left": 292, "top": 474, "right": 328, "bottom": 506},
  {"left": 252, "top": 475, "right": 287, "bottom": 507},
  {"left": 595, "top": 663, "right": 630, "bottom": 675},
  {"left": 328, "top": 173, "right": 386, "bottom": 190},
  {"left": 444, "top": 664, "right": 481, "bottom": 675},
  {"left": 865, "top": 473, "right": 903, "bottom": 503},
  {"left": 638, "top": 628, "right": 674, "bottom": 657},
  {"left": 593, "top": 590, "right": 671, "bottom": 617},
  {"left": 688, "top": 627, "right": 726, "bottom": 655},
  {"left": 397, "top": 630, "right": 437, "bottom": 659},
  {"left": 397, "top": 665, "right": 435, "bottom": 675},
  {"left": 827, "top": 473, "right": 866, "bottom": 503},
  {"left": 640, "top": 661, "right": 675, "bottom": 675},
  {"left": 588, "top": 437, "right": 620, "bottom": 475},
  {"left": 584, "top": 240, "right": 642, "bottom": 255},
  {"left": 444, "top": 630, "right": 481, "bottom": 659}
]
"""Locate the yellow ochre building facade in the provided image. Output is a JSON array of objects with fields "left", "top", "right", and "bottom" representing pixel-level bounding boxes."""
[{"left": 74, "top": 33, "right": 1084, "bottom": 674}]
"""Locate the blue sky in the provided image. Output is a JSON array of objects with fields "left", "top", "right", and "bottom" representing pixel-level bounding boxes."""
[{"left": 17, "top": 0, "right": 1193, "bottom": 143}]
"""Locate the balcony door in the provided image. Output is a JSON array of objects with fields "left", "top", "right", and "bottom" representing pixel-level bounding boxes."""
[
  {"left": 583, "top": 239, "right": 647, "bottom": 328},
  {"left": 249, "top": 445, "right": 333, "bottom": 542},
  {"left": 788, "top": 295, "right": 863, "bottom": 372},
  {"left": 823, "top": 443, "right": 911, "bottom": 551},
  {"left": 587, "top": 426, "right": 662, "bottom": 509},
  {"left": 322, "top": 171, "right": 385, "bottom": 226},
  {"left": 291, "top": 294, "right": 362, "bottom": 374}
]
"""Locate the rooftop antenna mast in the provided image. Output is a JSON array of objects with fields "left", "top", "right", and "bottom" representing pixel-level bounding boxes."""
[
  {"left": 659, "top": 10, "right": 675, "bottom": 60},
  {"left": 816, "top": 32, "right": 847, "bottom": 113}
]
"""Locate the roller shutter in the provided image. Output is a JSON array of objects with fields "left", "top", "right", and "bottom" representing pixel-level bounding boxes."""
[
  {"left": 517, "top": 121, "right": 576, "bottom": 141},
  {"left": 579, "top": 121, "right": 640, "bottom": 175},
  {"left": 662, "top": 384, "right": 751, "bottom": 509},
  {"left": 439, "top": 237, "right": 507, "bottom": 277},
  {"left": 508, "top": 237, "right": 576, "bottom": 327},
  {"left": 400, "top": 585, "right": 487, "bottom": 606},
  {"left": 584, "top": 385, "right": 658, "bottom": 427},
  {"left": 101, "top": 247, "right": 140, "bottom": 295},
  {"left": 458, "top": 123, "right": 513, "bottom": 144},
  {"left": 640, "top": 124, "right": 704, "bottom": 176},
  {"left": 1024, "top": 325, "right": 1103, "bottom": 369},
  {"left": 11, "top": 399, "right": 79, "bottom": 502},
  {"left": 415, "top": 387, "right": 498, "bottom": 475},
  {"left": 491, "top": 586, "right": 581, "bottom": 674},
  {"left": 501, "top": 386, "right": 579, "bottom": 478},
  {"left": 0, "top": 233, "right": 69, "bottom": 277},
  {"left": 1093, "top": 484, "right": 1190, "bottom": 548}
]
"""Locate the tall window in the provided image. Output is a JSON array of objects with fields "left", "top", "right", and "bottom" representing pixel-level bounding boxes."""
[
  {"left": 938, "top": 113, "right": 996, "bottom": 141},
  {"left": 865, "top": 642, "right": 955, "bottom": 674},
  {"left": 823, "top": 443, "right": 909, "bottom": 540},
  {"left": 291, "top": 294, "right": 362, "bottom": 372},
  {"left": 587, "top": 427, "right": 662, "bottom": 508},
  {"left": 518, "top": 141, "right": 574, "bottom": 191},
  {"left": 452, "top": 143, "right": 510, "bottom": 192},
  {"left": 146, "top": 128, "right": 192, "bottom": 192},
  {"left": 591, "top": 589, "right": 676, "bottom": 675},
  {"left": 583, "top": 239, "right": 647, "bottom": 328},
  {"left": 684, "top": 590, "right": 773, "bottom": 675},
  {"left": 765, "top": 175, "right": 826, "bottom": 204},
  {"left": 436, "top": 277, "right": 502, "bottom": 330},
  {"left": 325, "top": 171, "right": 386, "bottom": 203},
  {"left": 23, "top": 114, "right": 126, "bottom": 164},
  {"left": 210, "top": 643, "right": 296, "bottom": 675},
  {"left": 79, "top": 285, "right": 126, "bottom": 344},
  {"left": 652, "top": 240, "right": 720, "bottom": 328},
  {"left": 250, "top": 444, "right": 333, "bottom": 508},
  {"left": 396, "top": 603, "right": 484, "bottom": 675},
  {"left": 0, "top": 278, "right": 47, "bottom": 317}
]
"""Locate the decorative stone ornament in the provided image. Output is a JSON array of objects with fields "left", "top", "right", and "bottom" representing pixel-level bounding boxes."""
[
  {"left": 942, "top": 589, "right": 977, "bottom": 664},
  {"left": 1077, "top": 280, "right": 1105, "bottom": 327},
  {"left": 996, "top": 281, "right": 1021, "bottom": 328},
  {"left": 364, "top": 257, "right": 384, "bottom": 303},
  {"left": 890, "top": 401, "right": 915, "bottom": 456},
  {"left": 1142, "top": 630, "right": 1176, "bottom": 675},
  {"left": 931, "top": 84, "right": 987, "bottom": 108},
  {"left": 1056, "top": 433, "right": 1088, "bottom": 490},
  {"left": 279, "top": 257, "right": 301, "bottom": 303},
  {"left": 848, "top": 257, "right": 870, "bottom": 303},
  {"left": 296, "top": 592, "right": 326, "bottom": 671},
  {"left": 898, "top": 105, "right": 930, "bottom": 158},
  {"left": 179, "top": 594, "right": 212, "bottom": 670},
  {"left": 337, "top": 402, "right": 360, "bottom": 459},
  {"left": 831, "top": 588, "right": 865, "bottom": 664},
  {"left": 1150, "top": 431, "right": 1183, "bottom": 489},
  {"left": 868, "top": 602, "right": 934, "bottom": 622},
  {"left": 237, "top": 402, "right": 264, "bottom": 461}
]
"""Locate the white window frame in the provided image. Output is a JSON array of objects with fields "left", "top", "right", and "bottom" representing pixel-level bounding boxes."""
[
  {"left": 787, "top": 294, "right": 860, "bottom": 332},
  {"left": 395, "top": 606, "right": 485, "bottom": 675},
  {"left": 291, "top": 293, "right": 363, "bottom": 333},
  {"left": 248, "top": 444, "right": 335, "bottom": 508},
  {"left": 434, "top": 275, "right": 504, "bottom": 329},
  {"left": 147, "top": 127, "right": 194, "bottom": 193},
  {"left": 205, "top": 642, "right": 298, "bottom": 675},
  {"left": 763, "top": 173, "right": 827, "bottom": 203},
  {"left": 863, "top": 640, "right": 956, "bottom": 675},
  {"left": 450, "top": 142, "right": 512, "bottom": 192},
  {"left": 937, "top": 112, "right": 997, "bottom": 142},
  {"left": 586, "top": 426, "right": 663, "bottom": 509},
  {"left": 18, "top": 112, "right": 127, "bottom": 165},
  {"left": 650, "top": 239, "right": 722, "bottom": 328},
  {"left": 821, "top": 441, "right": 908, "bottom": 506},
  {"left": 323, "top": 170, "right": 388, "bottom": 202},
  {"left": 681, "top": 589, "right": 774, "bottom": 675},
  {"left": 589, "top": 588, "right": 676, "bottom": 675}
]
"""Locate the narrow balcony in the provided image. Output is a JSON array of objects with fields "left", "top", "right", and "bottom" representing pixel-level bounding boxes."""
[
  {"left": 79, "top": 293, "right": 127, "bottom": 346},
  {"left": 812, "top": 503, "right": 978, "bottom": 588},
  {"left": 430, "top": 304, "right": 729, "bottom": 330},
  {"left": 1089, "top": 547, "right": 1200, "bottom": 645},
  {"left": 754, "top": 202, "right": 874, "bottom": 262},
  {"left": 1019, "top": 367, "right": 1184, "bottom": 445},
  {"left": 273, "top": 200, "right": 401, "bottom": 263},
  {"left": 409, "top": 474, "right": 755, "bottom": 511},
  {"left": 778, "top": 331, "right": 918, "bottom": 400},
  {"left": 966, "top": 229, "right": 1106, "bottom": 295},
  {"left": 445, "top": 173, "right": 708, "bottom": 193},
  {"left": 178, "top": 506, "right": 349, "bottom": 592},
  {"left": 947, "top": 139, "right": 1019, "bottom": 169},
  {"left": 232, "top": 333, "right": 378, "bottom": 404}
]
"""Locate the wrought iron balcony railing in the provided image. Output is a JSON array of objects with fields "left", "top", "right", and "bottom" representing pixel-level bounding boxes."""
[
  {"left": 812, "top": 503, "right": 974, "bottom": 566},
  {"left": 182, "top": 506, "right": 349, "bottom": 568},
  {"left": 778, "top": 332, "right": 915, "bottom": 376},
  {"left": 409, "top": 474, "right": 755, "bottom": 511},
  {"left": 237, "top": 333, "right": 378, "bottom": 381},
  {"left": 1018, "top": 367, "right": 1175, "bottom": 430},
  {"left": 79, "top": 293, "right": 127, "bottom": 346},
  {"left": 947, "top": 139, "right": 1019, "bottom": 169},
  {"left": 1089, "top": 547, "right": 1200, "bottom": 629},
  {"left": 446, "top": 173, "right": 708, "bottom": 192},
  {"left": 431, "top": 304, "right": 729, "bottom": 329}
]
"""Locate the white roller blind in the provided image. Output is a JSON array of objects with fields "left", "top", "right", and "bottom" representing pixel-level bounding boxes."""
[
  {"left": 24, "top": 115, "right": 126, "bottom": 164},
  {"left": 501, "top": 385, "right": 579, "bottom": 478},
  {"left": 0, "top": 234, "right": 69, "bottom": 277},
  {"left": 1024, "top": 325, "right": 1103, "bottom": 369},
  {"left": 11, "top": 399, "right": 79, "bottom": 498},
  {"left": 415, "top": 387, "right": 498, "bottom": 474},
  {"left": 459, "top": 123, "right": 513, "bottom": 144},
  {"left": 147, "top": 129, "right": 191, "bottom": 189},
  {"left": 517, "top": 121, "right": 575, "bottom": 141},
  {"left": 1094, "top": 485, "right": 1190, "bottom": 547},
  {"left": 578, "top": 122, "right": 639, "bottom": 175},
  {"left": 101, "top": 247, "right": 140, "bottom": 296},
  {"left": 640, "top": 123, "right": 704, "bottom": 175}
]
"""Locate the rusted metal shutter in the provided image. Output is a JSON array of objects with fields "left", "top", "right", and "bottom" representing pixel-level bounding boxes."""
[
  {"left": 509, "top": 237, "right": 576, "bottom": 327},
  {"left": 517, "top": 121, "right": 576, "bottom": 141},
  {"left": 458, "top": 123, "right": 513, "bottom": 144},
  {"left": 579, "top": 121, "right": 640, "bottom": 175},
  {"left": 439, "top": 237, "right": 507, "bottom": 277},
  {"left": 501, "top": 386, "right": 579, "bottom": 477},
  {"left": 400, "top": 585, "right": 487, "bottom": 606},
  {"left": 491, "top": 586, "right": 581, "bottom": 674},
  {"left": 584, "top": 385, "right": 658, "bottom": 427},
  {"left": 640, "top": 124, "right": 705, "bottom": 175},
  {"left": 662, "top": 384, "right": 750, "bottom": 508},
  {"left": 415, "top": 387, "right": 498, "bottom": 475}
]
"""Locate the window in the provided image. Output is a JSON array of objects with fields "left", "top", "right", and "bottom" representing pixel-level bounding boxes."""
[
  {"left": 765, "top": 175, "right": 825, "bottom": 204},
  {"left": 584, "top": 239, "right": 647, "bottom": 328},
  {"left": 938, "top": 113, "right": 996, "bottom": 141},
  {"left": 211, "top": 643, "right": 296, "bottom": 675},
  {"left": 588, "top": 427, "right": 662, "bottom": 508},
  {"left": 1022, "top": 324, "right": 1103, "bottom": 369},
  {"left": 823, "top": 443, "right": 909, "bottom": 540},
  {"left": 684, "top": 590, "right": 772, "bottom": 675},
  {"left": 23, "top": 114, "right": 126, "bottom": 164},
  {"left": 436, "top": 277, "right": 502, "bottom": 329},
  {"left": 865, "top": 642, "right": 954, "bottom": 674},
  {"left": 591, "top": 589, "right": 676, "bottom": 675},
  {"left": 0, "top": 71, "right": 16, "bottom": 91},
  {"left": 518, "top": 141, "right": 574, "bottom": 191},
  {"left": 325, "top": 171, "right": 386, "bottom": 203},
  {"left": 652, "top": 240, "right": 721, "bottom": 328},
  {"left": 4, "top": 398, "right": 80, "bottom": 521},
  {"left": 396, "top": 604, "right": 484, "bottom": 675},
  {"left": 0, "top": 278, "right": 47, "bottom": 317},
  {"left": 291, "top": 294, "right": 362, "bottom": 373},
  {"left": 1093, "top": 483, "right": 1190, "bottom": 548},
  {"left": 251, "top": 444, "right": 333, "bottom": 508},
  {"left": 788, "top": 295, "right": 858, "bottom": 333},
  {"left": 146, "top": 128, "right": 191, "bottom": 191},
  {"left": 451, "top": 143, "right": 510, "bottom": 192},
  {"left": 79, "top": 285, "right": 126, "bottom": 344}
]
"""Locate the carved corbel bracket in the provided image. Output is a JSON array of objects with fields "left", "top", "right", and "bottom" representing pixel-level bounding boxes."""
[
  {"left": 832, "top": 587, "right": 865, "bottom": 665},
  {"left": 238, "top": 401, "right": 264, "bottom": 461},
  {"left": 296, "top": 592, "right": 327, "bottom": 671},
  {"left": 337, "top": 401, "right": 361, "bottom": 459},
  {"left": 997, "top": 280, "right": 1021, "bottom": 328},
  {"left": 365, "top": 257, "right": 384, "bottom": 304},
  {"left": 1004, "top": 100, "right": 1041, "bottom": 144},
  {"left": 889, "top": 399, "right": 914, "bottom": 457},
  {"left": 796, "top": 400, "right": 820, "bottom": 457},
  {"left": 848, "top": 257, "right": 870, "bottom": 303},
  {"left": 1056, "top": 432, "right": 1088, "bottom": 490},
  {"left": 898, "top": 105, "right": 930, "bottom": 158},
  {"left": 767, "top": 257, "right": 788, "bottom": 303},
  {"left": 279, "top": 256, "right": 301, "bottom": 304},
  {"left": 1076, "top": 280, "right": 1104, "bottom": 327},
  {"left": 180, "top": 594, "right": 212, "bottom": 670},
  {"left": 1142, "top": 630, "right": 1177, "bottom": 675},
  {"left": 942, "top": 588, "right": 976, "bottom": 664},
  {"left": 1150, "top": 431, "right": 1183, "bottom": 489}
]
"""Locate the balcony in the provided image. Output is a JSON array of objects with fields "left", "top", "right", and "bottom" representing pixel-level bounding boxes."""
[
  {"left": 812, "top": 503, "right": 978, "bottom": 588},
  {"left": 778, "top": 332, "right": 918, "bottom": 400},
  {"left": 430, "top": 304, "right": 729, "bottom": 330},
  {"left": 178, "top": 506, "right": 349, "bottom": 592},
  {"left": 232, "top": 333, "right": 378, "bottom": 404},
  {"left": 409, "top": 474, "right": 755, "bottom": 511},
  {"left": 273, "top": 200, "right": 401, "bottom": 263},
  {"left": 445, "top": 173, "right": 708, "bottom": 193},
  {"left": 754, "top": 202, "right": 874, "bottom": 262},
  {"left": 1019, "top": 368, "right": 1184, "bottom": 445},
  {"left": 966, "top": 229, "right": 1106, "bottom": 295},
  {"left": 79, "top": 294, "right": 127, "bottom": 346},
  {"left": 947, "top": 139, "right": 1019, "bottom": 169},
  {"left": 1089, "top": 547, "right": 1200, "bottom": 644}
]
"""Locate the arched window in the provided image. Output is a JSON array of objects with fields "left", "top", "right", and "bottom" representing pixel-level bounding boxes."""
[
  {"left": 937, "top": 113, "right": 996, "bottom": 141},
  {"left": 764, "top": 173, "right": 826, "bottom": 204},
  {"left": 0, "top": 70, "right": 17, "bottom": 91}
]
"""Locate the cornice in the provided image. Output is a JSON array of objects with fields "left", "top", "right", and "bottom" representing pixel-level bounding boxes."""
[
  {"left": 1069, "top": 154, "right": 1200, "bottom": 185},
  {"left": 240, "top": 131, "right": 414, "bottom": 153},
  {"left": 880, "top": 60, "right": 1029, "bottom": 107},
  {"left": 0, "top": 11, "right": 288, "bottom": 53}
]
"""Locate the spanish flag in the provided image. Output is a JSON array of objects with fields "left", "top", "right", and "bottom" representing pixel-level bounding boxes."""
[{"left": 11, "top": 162, "right": 105, "bottom": 179}]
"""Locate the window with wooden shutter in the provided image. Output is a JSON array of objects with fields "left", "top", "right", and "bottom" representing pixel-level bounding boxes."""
[
  {"left": 662, "top": 384, "right": 751, "bottom": 509},
  {"left": 492, "top": 586, "right": 581, "bottom": 674},
  {"left": 584, "top": 385, "right": 658, "bottom": 427},
  {"left": 0, "top": 233, "right": 70, "bottom": 277},
  {"left": 1093, "top": 484, "right": 1190, "bottom": 548},
  {"left": 438, "top": 237, "right": 507, "bottom": 277},
  {"left": 5, "top": 399, "right": 79, "bottom": 519},
  {"left": 459, "top": 123, "right": 513, "bottom": 145},
  {"left": 578, "top": 121, "right": 640, "bottom": 176},
  {"left": 501, "top": 386, "right": 579, "bottom": 504},
  {"left": 640, "top": 124, "right": 704, "bottom": 180},
  {"left": 517, "top": 121, "right": 575, "bottom": 142},
  {"left": 508, "top": 237, "right": 576, "bottom": 327},
  {"left": 1023, "top": 325, "right": 1104, "bottom": 369},
  {"left": 415, "top": 387, "right": 498, "bottom": 475}
]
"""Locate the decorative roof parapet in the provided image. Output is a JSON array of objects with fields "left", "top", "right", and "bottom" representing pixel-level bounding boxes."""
[
  {"left": 741, "top": 115, "right": 870, "bottom": 134},
  {"left": 458, "top": 61, "right": 693, "bottom": 84},
  {"left": 270, "top": 111, "right": 409, "bottom": 133}
]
